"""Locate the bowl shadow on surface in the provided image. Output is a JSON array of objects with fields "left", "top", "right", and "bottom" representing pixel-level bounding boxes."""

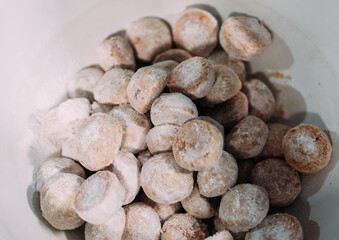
[
  {"left": 252, "top": 72, "right": 338, "bottom": 240},
  {"left": 276, "top": 114, "right": 338, "bottom": 240}
]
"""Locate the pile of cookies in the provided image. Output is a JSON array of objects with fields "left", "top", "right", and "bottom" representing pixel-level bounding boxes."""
[{"left": 35, "top": 6, "right": 332, "bottom": 240}]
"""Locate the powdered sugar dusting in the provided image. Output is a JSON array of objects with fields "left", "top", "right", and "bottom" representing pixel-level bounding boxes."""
[
  {"left": 197, "top": 151, "right": 238, "bottom": 198},
  {"left": 245, "top": 213, "right": 303, "bottom": 240},
  {"left": 150, "top": 92, "right": 198, "bottom": 126},
  {"left": 219, "top": 184, "right": 269, "bottom": 233},
  {"left": 123, "top": 202, "right": 161, "bottom": 240},
  {"left": 140, "top": 152, "right": 194, "bottom": 204}
]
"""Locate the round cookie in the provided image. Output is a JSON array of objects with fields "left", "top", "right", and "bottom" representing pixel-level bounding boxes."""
[
  {"left": 242, "top": 79, "right": 275, "bottom": 122},
  {"left": 97, "top": 35, "right": 135, "bottom": 71},
  {"left": 173, "top": 8, "right": 218, "bottom": 57},
  {"left": 127, "top": 65, "right": 169, "bottom": 113},
  {"left": 40, "top": 173, "right": 85, "bottom": 230},
  {"left": 258, "top": 123, "right": 290, "bottom": 159},
  {"left": 127, "top": 17, "right": 172, "bottom": 62},
  {"left": 67, "top": 66, "right": 104, "bottom": 101},
  {"left": 122, "top": 202, "right": 161, "bottom": 240},
  {"left": 74, "top": 171, "right": 126, "bottom": 224},
  {"left": 152, "top": 60, "right": 179, "bottom": 73},
  {"left": 150, "top": 93, "right": 198, "bottom": 126},
  {"left": 202, "top": 92, "right": 248, "bottom": 129},
  {"left": 109, "top": 104, "right": 151, "bottom": 154},
  {"left": 251, "top": 158, "right": 301, "bottom": 207},
  {"left": 219, "top": 184, "right": 269, "bottom": 233},
  {"left": 62, "top": 113, "right": 123, "bottom": 171},
  {"left": 167, "top": 56, "right": 215, "bottom": 100},
  {"left": 225, "top": 115, "right": 269, "bottom": 159},
  {"left": 41, "top": 98, "right": 91, "bottom": 146},
  {"left": 94, "top": 68, "right": 134, "bottom": 105},
  {"left": 34, "top": 157, "right": 86, "bottom": 192},
  {"left": 201, "top": 65, "right": 242, "bottom": 106},
  {"left": 219, "top": 16, "right": 272, "bottom": 61},
  {"left": 108, "top": 151, "right": 141, "bottom": 205},
  {"left": 206, "top": 231, "right": 234, "bottom": 240},
  {"left": 197, "top": 151, "right": 238, "bottom": 198},
  {"left": 85, "top": 207, "right": 126, "bottom": 240},
  {"left": 137, "top": 150, "right": 153, "bottom": 166},
  {"left": 245, "top": 213, "right": 303, "bottom": 240},
  {"left": 282, "top": 124, "right": 332, "bottom": 173},
  {"left": 181, "top": 185, "right": 215, "bottom": 219},
  {"left": 173, "top": 120, "right": 224, "bottom": 171},
  {"left": 140, "top": 152, "right": 194, "bottom": 204},
  {"left": 146, "top": 124, "right": 180, "bottom": 154},
  {"left": 153, "top": 49, "right": 192, "bottom": 64},
  {"left": 161, "top": 213, "right": 209, "bottom": 240},
  {"left": 207, "top": 49, "right": 246, "bottom": 83}
]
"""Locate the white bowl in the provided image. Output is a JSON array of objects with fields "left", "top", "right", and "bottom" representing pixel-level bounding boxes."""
[{"left": 1, "top": 0, "right": 339, "bottom": 239}]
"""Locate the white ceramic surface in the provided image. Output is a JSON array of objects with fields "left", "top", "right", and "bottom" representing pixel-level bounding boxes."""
[{"left": 1, "top": 0, "right": 339, "bottom": 239}]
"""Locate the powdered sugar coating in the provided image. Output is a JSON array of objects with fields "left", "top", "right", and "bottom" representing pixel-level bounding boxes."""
[
  {"left": 161, "top": 213, "right": 209, "bottom": 240},
  {"left": 181, "top": 185, "right": 215, "bottom": 219},
  {"left": 219, "top": 16, "right": 272, "bottom": 61},
  {"left": 203, "top": 92, "right": 248, "bottom": 130},
  {"left": 40, "top": 173, "right": 85, "bottom": 230},
  {"left": 109, "top": 104, "right": 151, "bottom": 154},
  {"left": 62, "top": 113, "right": 123, "bottom": 171},
  {"left": 153, "top": 49, "right": 192, "bottom": 64},
  {"left": 91, "top": 101, "right": 113, "bottom": 114},
  {"left": 127, "top": 17, "right": 172, "bottom": 62},
  {"left": 85, "top": 208, "right": 126, "bottom": 240},
  {"left": 219, "top": 184, "right": 269, "bottom": 233},
  {"left": 146, "top": 125, "right": 180, "bottom": 154},
  {"left": 245, "top": 213, "right": 303, "bottom": 240},
  {"left": 197, "top": 116, "right": 224, "bottom": 139},
  {"left": 140, "top": 152, "right": 194, "bottom": 204},
  {"left": 122, "top": 202, "right": 161, "bottom": 240},
  {"left": 258, "top": 123, "right": 290, "bottom": 159},
  {"left": 173, "top": 8, "right": 218, "bottom": 57},
  {"left": 243, "top": 79, "right": 275, "bottom": 122},
  {"left": 282, "top": 124, "right": 332, "bottom": 173},
  {"left": 225, "top": 115, "right": 268, "bottom": 159},
  {"left": 34, "top": 157, "right": 86, "bottom": 192},
  {"left": 41, "top": 98, "right": 91, "bottom": 146},
  {"left": 167, "top": 57, "right": 215, "bottom": 100},
  {"left": 67, "top": 66, "right": 104, "bottom": 101},
  {"left": 152, "top": 60, "right": 179, "bottom": 73},
  {"left": 206, "top": 231, "right": 234, "bottom": 240},
  {"left": 74, "top": 171, "right": 126, "bottom": 224},
  {"left": 127, "top": 66, "right": 169, "bottom": 113},
  {"left": 108, "top": 151, "right": 141, "bottom": 205},
  {"left": 94, "top": 68, "right": 134, "bottom": 105},
  {"left": 207, "top": 50, "right": 246, "bottom": 83},
  {"left": 150, "top": 93, "right": 198, "bottom": 126},
  {"left": 251, "top": 158, "right": 301, "bottom": 207},
  {"left": 173, "top": 120, "right": 224, "bottom": 171},
  {"left": 197, "top": 151, "right": 238, "bottom": 198},
  {"left": 97, "top": 36, "right": 135, "bottom": 71},
  {"left": 137, "top": 150, "right": 153, "bottom": 166},
  {"left": 201, "top": 65, "right": 242, "bottom": 106}
]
